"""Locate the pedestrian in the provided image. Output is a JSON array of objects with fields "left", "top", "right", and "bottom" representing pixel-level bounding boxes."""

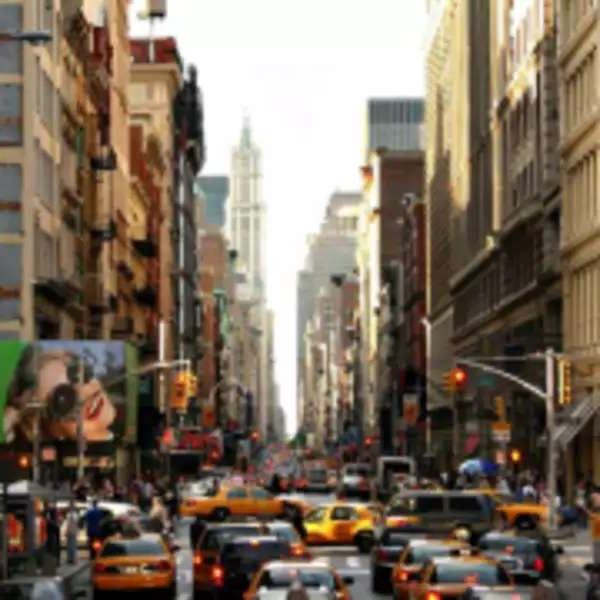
[
  {"left": 45, "top": 504, "right": 61, "bottom": 568},
  {"left": 575, "top": 480, "right": 588, "bottom": 527},
  {"left": 140, "top": 479, "right": 154, "bottom": 513},
  {"left": 149, "top": 496, "right": 168, "bottom": 533},
  {"left": 189, "top": 514, "right": 206, "bottom": 550},
  {"left": 83, "top": 499, "right": 104, "bottom": 557},
  {"left": 65, "top": 500, "right": 79, "bottom": 565},
  {"left": 291, "top": 510, "right": 307, "bottom": 542}
]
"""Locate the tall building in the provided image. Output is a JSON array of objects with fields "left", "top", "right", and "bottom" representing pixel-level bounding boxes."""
[
  {"left": 130, "top": 36, "right": 183, "bottom": 420},
  {"left": 226, "top": 118, "right": 265, "bottom": 301},
  {"left": 365, "top": 98, "right": 424, "bottom": 158},
  {"left": 296, "top": 192, "right": 361, "bottom": 363},
  {"left": 197, "top": 176, "right": 229, "bottom": 230},
  {"left": 558, "top": 0, "right": 600, "bottom": 485},
  {"left": 424, "top": 0, "right": 470, "bottom": 460}
]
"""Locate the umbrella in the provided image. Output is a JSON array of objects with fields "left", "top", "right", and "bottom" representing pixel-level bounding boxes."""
[{"left": 459, "top": 458, "right": 499, "bottom": 476}]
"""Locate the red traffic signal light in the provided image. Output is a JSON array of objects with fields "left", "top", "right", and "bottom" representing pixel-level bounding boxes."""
[
  {"left": 364, "top": 436, "right": 374, "bottom": 447},
  {"left": 250, "top": 431, "right": 259, "bottom": 442},
  {"left": 451, "top": 368, "right": 468, "bottom": 391}
]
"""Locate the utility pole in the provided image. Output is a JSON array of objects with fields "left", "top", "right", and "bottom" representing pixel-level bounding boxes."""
[
  {"left": 458, "top": 351, "right": 560, "bottom": 532},
  {"left": 545, "top": 348, "right": 557, "bottom": 531}
]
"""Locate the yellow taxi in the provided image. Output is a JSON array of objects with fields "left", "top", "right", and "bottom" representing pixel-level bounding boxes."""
[
  {"left": 494, "top": 500, "right": 548, "bottom": 529},
  {"left": 180, "top": 482, "right": 302, "bottom": 520},
  {"left": 304, "top": 503, "right": 378, "bottom": 552},
  {"left": 244, "top": 560, "right": 353, "bottom": 600},
  {"left": 411, "top": 554, "right": 513, "bottom": 599},
  {"left": 92, "top": 534, "right": 176, "bottom": 599},
  {"left": 392, "top": 539, "right": 470, "bottom": 600}
]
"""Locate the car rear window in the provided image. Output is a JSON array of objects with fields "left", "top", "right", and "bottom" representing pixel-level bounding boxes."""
[
  {"left": 479, "top": 536, "right": 540, "bottom": 554},
  {"left": 345, "top": 465, "right": 369, "bottom": 476},
  {"left": 222, "top": 539, "right": 290, "bottom": 565},
  {"left": 268, "top": 524, "right": 300, "bottom": 543},
  {"left": 258, "top": 567, "right": 336, "bottom": 590},
  {"left": 433, "top": 562, "right": 511, "bottom": 585},
  {"left": 404, "top": 545, "right": 457, "bottom": 564},
  {"left": 380, "top": 531, "right": 411, "bottom": 546},
  {"left": 101, "top": 539, "right": 165, "bottom": 557},
  {"left": 200, "top": 526, "right": 262, "bottom": 550}
]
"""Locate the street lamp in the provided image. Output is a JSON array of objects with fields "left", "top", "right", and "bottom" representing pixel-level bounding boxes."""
[{"left": 0, "top": 30, "right": 52, "bottom": 45}]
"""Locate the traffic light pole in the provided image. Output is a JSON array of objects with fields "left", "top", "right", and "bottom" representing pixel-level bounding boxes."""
[{"left": 457, "top": 348, "right": 558, "bottom": 531}]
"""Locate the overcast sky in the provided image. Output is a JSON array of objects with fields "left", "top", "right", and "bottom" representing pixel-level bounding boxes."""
[{"left": 129, "top": 0, "right": 427, "bottom": 434}]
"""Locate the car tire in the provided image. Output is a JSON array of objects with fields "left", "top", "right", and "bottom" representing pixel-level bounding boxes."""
[
  {"left": 355, "top": 531, "right": 374, "bottom": 553},
  {"left": 211, "top": 507, "right": 230, "bottom": 521}
]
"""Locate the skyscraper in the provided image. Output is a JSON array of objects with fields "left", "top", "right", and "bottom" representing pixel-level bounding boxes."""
[
  {"left": 197, "top": 175, "right": 229, "bottom": 229},
  {"left": 365, "top": 98, "right": 424, "bottom": 158},
  {"left": 226, "top": 118, "right": 265, "bottom": 300}
]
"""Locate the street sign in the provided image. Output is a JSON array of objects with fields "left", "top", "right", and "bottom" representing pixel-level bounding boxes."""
[{"left": 491, "top": 421, "right": 511, "bottom": 443}]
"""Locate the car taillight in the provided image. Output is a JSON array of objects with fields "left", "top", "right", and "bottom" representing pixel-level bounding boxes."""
[
  {"left": 425, "top": 592, "right": 441, "bottom": 600},
  {"left": 94, "top": 563, "right": 107, "bottom": 574},
  {"left": 394, "top": 569, "right": 408, "bottom": 583},
  {"left": 533, "top": 556, "right": 544, "bottom": 572},
  {"left": 291, "top": 544, "right": 304, "bottom": 556},
  {"left": 193, "top": 554, "right": 203, "bottom": 567},
  {"left": 155, "top": 559, "right": 171, "bottom": 571},
  {"left": 211, "top": 565, "right": 224, "bottom": 585},
  {"left": 92, "top": 540, "right": 102, "bottom": 552}
]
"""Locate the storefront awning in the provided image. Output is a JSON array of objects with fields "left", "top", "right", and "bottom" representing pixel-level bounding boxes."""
[{"left": 554, "top": 396, "right": 600, "bottom": 450}]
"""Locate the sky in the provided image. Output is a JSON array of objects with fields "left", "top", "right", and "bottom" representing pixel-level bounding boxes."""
[{"left": 129, "top": 0, "right": 427, "bottom": 434}]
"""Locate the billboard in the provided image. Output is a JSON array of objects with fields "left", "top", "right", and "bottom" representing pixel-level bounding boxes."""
[{"left": 0, "top": 341, "right": 138, "bottom": 449}]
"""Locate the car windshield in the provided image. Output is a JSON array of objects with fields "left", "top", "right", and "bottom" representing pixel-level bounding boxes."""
[
  {"left": 434, "top": 562, "right": 511, "bottom": 585},
  {"left": 268, "top": 524, "right": 300, "bottom": 543},
  {"left": 387, "top": 497, "right": 418, "bottom": 515},
  {"left": 183, "top": 481, "right": 217, "bottom": 498},
  {"left": 404, "top": 545, "right": 456, "bottom": 564},
  {"left": 201, "top": 526, "right": 263, "bottom": 549},
  {"left": 259, "top": 567, "right": 336, "bottom": 590},
  {"left": 100, "top": 539, "right": 165, "bottom": 557},
  {"left": 479, "top": 537, "right": 540, "bottom": 554}
]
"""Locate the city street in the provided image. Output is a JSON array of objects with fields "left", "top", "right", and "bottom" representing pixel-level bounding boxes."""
[{"left": 163, "top": 493, "right": 595, "bottom": 600}]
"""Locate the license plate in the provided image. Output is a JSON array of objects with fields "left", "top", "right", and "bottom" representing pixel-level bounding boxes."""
[{"left": 123, "top": 566, "right": 138, "bottom": 574}]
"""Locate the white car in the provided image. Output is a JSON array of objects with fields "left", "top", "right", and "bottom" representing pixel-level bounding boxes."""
[{"left": 56, "top": 500, "right": 141, "bottom": 548}]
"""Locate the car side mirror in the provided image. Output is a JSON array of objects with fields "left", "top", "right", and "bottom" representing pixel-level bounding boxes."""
[{"left": 342, "top": 575, "right": 354, "bottom": 585}]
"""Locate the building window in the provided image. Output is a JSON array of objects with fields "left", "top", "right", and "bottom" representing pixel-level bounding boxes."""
[
  {"left": 0, "top": 84, "right": 22, "bottom": 145},
  {"left": 0, "top": 5, "right": 22, "bottom": 74},
  {"left": 0, "top": 243, "right": 21, "bottom": 286},
  {"left": 34, "top": 227, "right": 55, "bottom": 279},
  {"left": 0, "top": 164, "right": 21, "bottom": 233}
]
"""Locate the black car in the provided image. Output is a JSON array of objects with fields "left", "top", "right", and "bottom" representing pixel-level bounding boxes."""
[
  {"left": 477, "top": 530, "right": 562, "bottom": 583},
  {"left": 370, "top": 527, "right": 425, "bottom": 593},
  {"left": 218, "top": 535, "right": 292, "bottom": 598}
]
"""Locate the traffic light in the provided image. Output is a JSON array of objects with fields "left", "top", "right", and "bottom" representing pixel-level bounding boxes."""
[
  {"left": 509, "top": 448, "right": 522, "bottom": 464},
  {"left": 171, "top": 371, "right": 188, "bottom": 411},
  {"left": 188, "top": 373, "right": 198, "bottom": 397},
  {"left": 443, "top": 368, "right": 468, "bottom": 393},
  {"left": 364, "top": 435, "right": 374, "bottom": 447},
  {"left": 451, "top": 368, "right": 468, "bottom": 392},
  {"left": 558, "top": 359, "right": 572, "bottom": 406},
  {"left": 250, "top": 430, "right": 259, "bottom": 442}
]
